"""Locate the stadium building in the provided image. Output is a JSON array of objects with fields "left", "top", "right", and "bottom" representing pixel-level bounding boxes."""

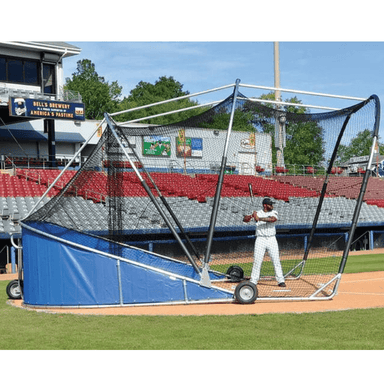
[{"left": 0, "top": 42, "right": 104, "bottom": 272}]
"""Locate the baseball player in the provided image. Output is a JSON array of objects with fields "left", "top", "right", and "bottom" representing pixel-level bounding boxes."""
[{"left": 243, "top": 198, "right": 286, "bottom": 287}]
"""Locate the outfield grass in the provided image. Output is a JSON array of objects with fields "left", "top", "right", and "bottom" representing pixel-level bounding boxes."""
[
  {"left": 344, "top": 253, "right": 384, "bottom": 273},
  {"left": 212, "top": 253, "right": 384, "bottom": 276},
  {"left": 0, "top": 253, "right": 383, "bottom": 350}
]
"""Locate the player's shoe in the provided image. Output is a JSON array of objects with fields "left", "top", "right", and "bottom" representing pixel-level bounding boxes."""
[{"left": 278, "top": 282, "right": 286, "bottom": 287}]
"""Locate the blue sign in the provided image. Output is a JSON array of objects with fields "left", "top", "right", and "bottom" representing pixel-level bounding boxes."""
[
  {"left": 190, "top": 138, "right": 203, "bottom": 157},
  {"left": 9, "top": 97, "right": 85, "bottom": 121}
]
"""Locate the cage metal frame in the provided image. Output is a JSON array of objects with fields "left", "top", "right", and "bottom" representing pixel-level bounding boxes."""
[{"left": 20, "top": 80, "right": 380, "bottom": 305}]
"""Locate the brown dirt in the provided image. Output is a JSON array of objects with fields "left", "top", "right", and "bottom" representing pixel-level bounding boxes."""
[{"left": 3, "top": 248, "right": 384, "bottom": 316}]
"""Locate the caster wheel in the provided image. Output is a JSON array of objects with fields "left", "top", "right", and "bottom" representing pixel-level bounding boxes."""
[
  {"left": 226, "top": 265, "right": 244, "bottom": 282},
  {"left": 234, "top": 281, "right": 258, "bottom": 304},
  {"left": 6, "top": 279, "right": 22, "bottom": 300}
]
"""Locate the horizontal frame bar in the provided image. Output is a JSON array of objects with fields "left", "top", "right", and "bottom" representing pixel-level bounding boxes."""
[
  {"left": 240, "top": 83, "right": 366, "bottom": 101},
  {"left": 112, "top": 82, "right": 366, "bottom": 125}
]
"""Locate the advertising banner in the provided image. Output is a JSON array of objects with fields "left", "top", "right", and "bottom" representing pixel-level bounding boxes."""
[
  {"left": 176, "top": 137, "right": 203, "bottom": 157},
  {"left": 9, "top": 97, "right": 85, "bottom": 121},
  {"left": 142, "top": 136, "right": 171, "bottom": 156}
]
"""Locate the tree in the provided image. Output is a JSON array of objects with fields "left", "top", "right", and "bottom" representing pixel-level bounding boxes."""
[
  {"left": 337, "top": 129, "right": 383, "bottom": 163},
  {"left": 243, "top": 93, "right": 325, "bottom": 167},
  {"left": 202, "top": 108, "right": 255, "bottom": 132},
  {"left": 64, "top": 59, "right": 122, "bottom": 120},
  {"left": 115, "top": 76, "right": 199, "bottom": 125}
]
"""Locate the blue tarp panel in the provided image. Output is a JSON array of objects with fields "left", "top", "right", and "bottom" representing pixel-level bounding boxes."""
[
  {"left": 119, "top": 261, "right": 186, "bottom": 304},
  {"left": 22, "top": 226, "right": 120, "bottom": 306},
  {"left": 24, "top": 221, "right": 210, "bottom": 280},
  {"left": 21, "top": 221, "right": 233, "bottom": 306}
]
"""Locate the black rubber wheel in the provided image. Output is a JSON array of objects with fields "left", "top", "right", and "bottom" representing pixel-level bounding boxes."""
[
  {"left": 6, "top": 279, "right": 22, "bottom": 300},
  {"left": 226, "top": 265, "right": 244, "bottom": 282},
  {"left": 234, "top": 281, "right": 258, "bottom": 304}
]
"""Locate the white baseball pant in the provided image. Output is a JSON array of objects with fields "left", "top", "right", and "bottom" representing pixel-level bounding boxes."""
[{"left": 250, "top": 236, "right": 285, "bottom": 284}]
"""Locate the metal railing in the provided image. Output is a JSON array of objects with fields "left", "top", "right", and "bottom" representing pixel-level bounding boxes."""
[
  {"left": 2, "top": 155, "right": 86, "bottom": 170},
  {"left": 0, "top": 86, "right": 82, "bottom": 104}
]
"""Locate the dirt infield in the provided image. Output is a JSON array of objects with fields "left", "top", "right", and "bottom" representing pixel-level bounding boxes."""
[
  {"left": 4, "top": 270, "right": 384, "bottom": 316},
  {"left": 3, "top": 248, "right": 384, "bottom": 316}
]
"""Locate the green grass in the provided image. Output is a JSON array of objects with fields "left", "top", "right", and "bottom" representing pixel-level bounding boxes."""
[
  {"left": 0, "top": 253, "right": 383, "bottom": 350},
  {"left": 212, "top": 253, "right": 384, "bottom": 276},
  {"left": 344, "top": 253, "right": 384, "bottom": 273}
]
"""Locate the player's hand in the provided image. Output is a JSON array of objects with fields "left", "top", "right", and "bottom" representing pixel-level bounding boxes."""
[{"left": 243, "top": 215, "right": 252, "bottom": 223}]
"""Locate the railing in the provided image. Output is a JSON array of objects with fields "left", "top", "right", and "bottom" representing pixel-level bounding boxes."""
[
  {"left": 59, "top": 87, "right": 82, "bottom": 103},
  {"left": 0, "top": 86, "right": 82, "bottom": 103},
  {"left": 8, "top": 155, "right": 373, "bottom": 179},
  {"left": 133, "top": 159, "right": 347, "bottom": 178},
  {"left": 2, "top": 155, "right": 86, "bottom": 170}
]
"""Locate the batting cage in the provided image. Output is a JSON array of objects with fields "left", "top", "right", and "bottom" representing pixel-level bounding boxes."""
[{"left": 19, "top": 80, "right": 380, "bottom": 307}]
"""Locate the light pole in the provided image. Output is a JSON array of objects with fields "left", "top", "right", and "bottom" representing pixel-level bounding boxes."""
[{"left": 274, "top": 42, "right": 286, "bottom": 170}]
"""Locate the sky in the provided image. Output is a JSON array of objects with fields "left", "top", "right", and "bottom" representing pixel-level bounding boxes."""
[
  {"left": 63, "top": 41, "right": 384, "bottom": 137},
  {"left": 7, "top": 2, "right": 384, "bottom": 135}
]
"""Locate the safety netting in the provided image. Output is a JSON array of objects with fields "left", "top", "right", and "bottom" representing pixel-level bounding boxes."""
[{"left": 24, "top": 89, "right": 381, "bottom": 301}]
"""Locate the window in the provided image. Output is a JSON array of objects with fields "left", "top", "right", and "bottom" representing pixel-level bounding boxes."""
[
  {"left": 25, "top": 61, "right": 38, "bottom": 84},
  {"left": 0, "top": 57, "right": 6, "bottom": 81},
  {"left": 43, "top": 64, "right": 55, "bottom": 94},
  {"left": 0, "top": 56, "right": 40, "bottom": 85},
  {"left": 8, "top": 59, "right": 23, "bottom": 83}
]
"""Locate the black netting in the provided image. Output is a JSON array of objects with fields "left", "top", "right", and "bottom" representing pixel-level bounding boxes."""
[{"left": 24, "top": 92, "right": 380, "bottom": 299}]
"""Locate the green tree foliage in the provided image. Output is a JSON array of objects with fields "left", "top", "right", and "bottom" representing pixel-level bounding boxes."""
[
  {"left": 337, "top": 129, "right": 383, "bottom": 163},
  {"left": 114, "top": 76, "right": 200, "bottom": 125},
  {"left": 202, "top": 108, "right": 255, "bottom": 132},
  {"left": 284, "top": 116, "right": 324, "bottom": 167},
  {"left": 195, "top": 92, "right": 325, "bottom": 166},
  {"left": 243, "top": 93, "right": 325, "bottom": 166},
  {"left": 64, "top": 59, "right": 122, "bottom": 120}
]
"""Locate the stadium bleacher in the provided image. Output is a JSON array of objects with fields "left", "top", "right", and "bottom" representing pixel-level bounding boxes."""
[{"left": 2, "top": 169, "right": 384, "bottom": 238}]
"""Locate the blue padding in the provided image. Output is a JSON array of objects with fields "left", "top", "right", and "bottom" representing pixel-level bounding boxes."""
[
  {"left": 22, "top": 226, "right": 120, "bottom": 306},
  {"left": 23, "top": 221, "right": 222, "bottom": 281},
  {"left": 119, "top": 261, "right": 186, "bottom": 304},
  {"left": 21, "top": 221, "right": 230, "bottom": 306},
  {"left": 185, "top": 280, "right": 234, "bottom": 301}
]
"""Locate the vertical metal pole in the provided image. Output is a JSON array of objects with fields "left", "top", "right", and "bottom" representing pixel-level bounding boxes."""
[
  {"left": 274, "top": 42, "right": 284, "bottom": 168},
  {"left": 116, "top": 260, "right": 123, "bottom": 305},
  {"left": 369, "top": 230, "right": 374, "bottom": 250},
  {"left": 11, "top": 246, "right": 16, "bottom": 273},
  {"left": 45, "top": 119, "right": 57, "bottom": 168},
  {"left": 202, "top": 79, "right": 241, "bottom": 273}
]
